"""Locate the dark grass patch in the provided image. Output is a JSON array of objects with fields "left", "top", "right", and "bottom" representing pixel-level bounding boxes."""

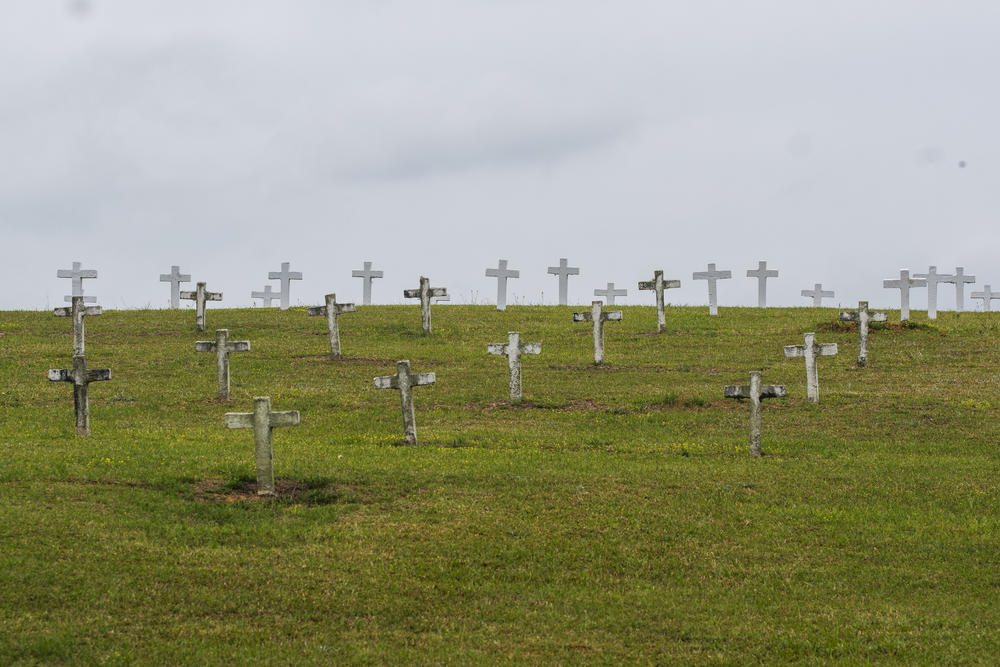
[{"left": 192, "top": 476, "right": 367, "bottom": 505}]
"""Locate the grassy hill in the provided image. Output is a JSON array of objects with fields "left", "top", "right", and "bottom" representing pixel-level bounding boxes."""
[{"left": 1, "top": 304, "right": 998, "bottom": 663}]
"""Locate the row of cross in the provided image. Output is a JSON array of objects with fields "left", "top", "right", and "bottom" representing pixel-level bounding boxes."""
[{"left": 58, "top": 260, "right": 1000, "bottom": 313}]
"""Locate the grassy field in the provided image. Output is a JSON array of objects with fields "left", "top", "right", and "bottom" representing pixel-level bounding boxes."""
[{"left": 1, "top": 303, "right": 999, "bottom": 663}]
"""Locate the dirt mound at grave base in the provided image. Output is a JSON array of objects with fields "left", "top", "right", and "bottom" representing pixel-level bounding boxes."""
[{"left": 192, "top": 477, "right": 363, "bottom": 505}]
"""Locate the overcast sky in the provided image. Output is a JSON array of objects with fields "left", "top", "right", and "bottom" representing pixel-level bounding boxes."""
[{"left": 3, "top": 1, "right": 998, "bottom": 311}]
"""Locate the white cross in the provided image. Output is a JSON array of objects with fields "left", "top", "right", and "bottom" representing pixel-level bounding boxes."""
[
  {"left": 883, "top": 269, "right": 926, "bottom": 321},
  {"left": 547, "top": 257, "right": 580, "bottom": 306},
  {"left": 48, "top": 355, "right": 111, "bottom": 437},
  {"left": 724, "top": 370, "right": 787, "bottom": 457},
  {"left": 839, "top": 301, "right": 886, "bottom": 367},
  {"left": 638, "top": 270, "right": 681, "bottom": 333},
  {"left": 375, "top": 360, "right": 436, "bottom": 445},
  {"left": 783, "top": 332, "right": 838, "bottom": 403},
  {"left": 225, "top": 396, "right": 301, "bottom": 497},
  {"left": 692, "top": 263, "right": 732, "bottom": 315},
  {"left": 352, "top": 261, "right": 383, "bottom": 306},
  {"left": 971, "top": 284, "right": 998, "bottom": 311},
  {"left": 57, "top": 261, "right": 97, "bottom": 304},
  {"left": 485, "top": 259, "right": 520, "bottom": 311},
  {"left": 251, "top": 285, "right": 280, "bottom": 308},
  {"left": 179, "top": 282, "right": 223, "bottom": 331},
  {"left": 941, "top": 267, "right": 975, "bottom": 312},
  {"left": 54, "top": 295, "right": 102, "bottom": 357},
  {"left": 594, "top": 282, "right": 627, "bottom": 305},
  {"left": 746, "top": 261, "right": 778, "bottom": 308},
  {"left": 403, "top": 277, "right": 447, "bottom": 333},
  {"left": 195, "top": 329, "right": 250, "bottom": 400},
  {"left": 267, "top": 262, "right": 303, "bottom": 310},
  {"left": 159, "top": 265, "right": 191, "bottom": 309},
  {"left": 800, "top": 283, "right": 834, "bottom": 307},
  {"left": 913, "top": 266, "right": 953, "bottom": 319},
  {"left": 487, "top": 331, "right": 541, "bottom": 403},
  {"left": 307, "top": 293, "right": 356, "bottom": 357},
  {"left": 573, "top": 300, "right": 623, "bottom": 364}
]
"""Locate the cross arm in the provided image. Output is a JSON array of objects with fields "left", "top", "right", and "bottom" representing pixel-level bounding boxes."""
[
  {"left": 725, "top": 385, "right": 787, "bottom": 399},
  {"left": 403, "top": 289, "right": 420, "bottom": 298},
  {"left": 783, "top": 345, "right": 805, "bottom": 358},
  {"left": 206, "top": 292, "right": 223, "bottom": 301},
  {"left": 572, "top": 312, "right": 594, "bottom": 322},
  {"left": 335, "top": 303, "right": 357, "bottom": 314},
  {"left": 179, "top": 291, "right": 195, "bottom": 300},
  {"left": 47, "top": 369, "right": 72, "bottom": 382},
  {"left": 86, "top": 368, "right": 112, "bottom": 382},
  {"left": 603, "top": 311, "right": 623, "bottom": 321},
  {"left": 306, "top": 306, "right": 327, "bottom": 316},
  {"left": 269, "top": 410, "right": 301, "bottom": 428},
  {"left": 54, "top": 305, "right": 102, "bottom": 317},
  {"left": 487, "top": 344, "right": 508, "bottom": 355},
  {"left": 194, "top": 341, "right": 217, "bottom": 352},
  {"left": 57, "top": 269, "right": 98, "bottom": 279},
  {"left": 227, "top": 341, "right": 251, "bottom": 353},
  {"left": 838, "top": 311, "right": 858, "bottom": 322},
  {"left": 817, "top": 343, "right": 838, "bottom": 356},
  {"left": 429, "top": 288, "right": 447, "bottom": 298},
  {"left": 412, "top": 372, "right": 436, "bottom": 386},
  {"left": 520, "top": 342, "right": 542, "bottom": 355},
  {"left": 374, "top": 375, "right": 399, "bottom": 390},
  {"left": 224, "top": 412, "right": 254, "bottom": 429}
]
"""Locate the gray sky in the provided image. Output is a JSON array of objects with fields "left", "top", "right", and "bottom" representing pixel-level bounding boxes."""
[{"left": 3, "top": 1, "right": 999, "bottom": 311}]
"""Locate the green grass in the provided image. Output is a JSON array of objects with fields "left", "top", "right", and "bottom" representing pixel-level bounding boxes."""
[{"left": 1, "top": 304, "right": 999, "bottom": 663}]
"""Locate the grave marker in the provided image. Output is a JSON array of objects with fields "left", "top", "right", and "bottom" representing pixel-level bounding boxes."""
[
  {"left": 941, "top": 267, "right": 975, "bottom": 312},
  {"left": 179, "top": 282, "right": 222, "bottom": 331},
  {"left": 57, "top": 261, "right": 97, "bottom": 304},
  {"left": 487, "top": 331, "right": 541, "bottom": 403},
  {"left": 573, "top": 300, "right": 622, "bottom": 364},
  {"left": 195, "top": 329, "right": 250, "bottom": 400},
  {"left": 594, "top": 282, "right": 627, "bottom": 305},
  {"left": 883, "top": 269, "right": 926, "bottom": 321},
  {"left": 839, "top": 301, "right": 886, "bottom": 367},
  {"left": 547, "top": 258, "right": 580, "bottom": 306},
  {"left": 746, "top": 261, "right": 778, "bottom": 308},
  {"left": 374, "top": 360, "right": 436, "bottom": 445},
  {"left": 48, "top": 356, "right": 111, "bottom": 437},
  {"left": 54, "top": 295, "right": 101, "bottom": 357},
  {"left": 159, "top": 265, "right": 191, "bottom": 309},
  {"left": 268, "top": 261, "right": 302, "bottom": 310},
  {"left": 403, "top": 277, "right": 447, "bottom": 334},
  {"left": 251, "top": 285, "right": 280, "bottom": 308},
  {"left": 485, "top": 259, "right": 519, "bottom": 311},
  {"left": 225, "top": 396, "right": 301, "bottom": 497},
  {"left": 352, "top": 261, "right": 383, "bottom": 306},
  {"left": 638, "top": 270, "right": 680, "bottom": 333},
  {"left": 693, "top": 263, "right": 732, "bottom": 315},
  {"left": 724, "top": 371, "right": 787, "bottom": 457},
  {"left": 801, "top": 283, "right": 834, "bottom": 307},
  {"left": 307, "top": 293, "right": 356, "bottom": 358},
  {"left": 783, "top": 332, "right": 838, "bottom": 403},
  {"left": 913, "top": 266, "right": 953, "bottom": 319},
  {"left": 971, "top": 284, "right": 998, "bottom": 311}
]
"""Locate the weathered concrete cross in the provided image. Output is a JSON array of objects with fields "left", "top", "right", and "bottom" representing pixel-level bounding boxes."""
[
  {"left": 374, "top": 360, "right": 436, "bottom": 445},
  {"left": 746, "top": 261, "right": 778, "bottom": 308},
  {"left": 913, "top": 266, "right": 953, "bottom": 319},
  {"left": 352, "top": 261, "right": 383, "bottom": 306},
  {"left": 594, "top": 282, "right": 627, "bottom": 305},
  {"left": 573, "top": 300, "right": 622, "bottom": 364},
  {"left": 485, "top": 259, "right": 519, "bottom": 311},
  {"left": 159, "top": 265, "right": 191, "bottom": 309},
  {"left": 225, "top": 396, "right": 301, "bottom": 497},
  {"left": 487, "top": 331, "right": 541, "bottom": 403},
  {"left": 547, "top": 257, "right": 580, "bottom": 306},
  {"left": 801, "top": 283, "right": 835, "bottom": 307},
  {"left": 942, "top": 266, "right": 975, "bottom": 312},
  {"left": 179, "top": 282, "right": 223, "bottom": 332},
  {"left": 724, "top": 371, "right": 787, "bottom": 457},
  {"left": 57, "top": 261, "right": 97, "bottom": 304},
  {"left": 883, "top": 269, "right": 926, "bottom": 321},
  {"left": 692, "top": 263, "right": 732, "bottom": 315},
  {"left": 403, "top": 276, "right": 447, "bottom": 333},
  {"left": 195, "top": 329, "right": 250, "bottom": 400},
  {"left": 638, "top": 270, "right": 680, "bottom": 333},
  {"left": 251, "top": 285, "right": 280, "bottom": 308},
  {"left": 839, "top": 301, "right": 886, "bottom": 367},
  {"left": 54, "top": 295, "right": 102, "bottom": 357},
  {"left": 783, "top": 332, "right": 838, "bottom": 403},
  {"left": 971, "top": 284, "right": 998, "bottom": 311},
  {"left": 307, "top": 293, "right": 356, "bottom": 358},
  {"left": 268, "top": 261, "right": 302, "bottom": 310},
  {"left": 48, "top": 355, "right": 112, "bottom": 437}
]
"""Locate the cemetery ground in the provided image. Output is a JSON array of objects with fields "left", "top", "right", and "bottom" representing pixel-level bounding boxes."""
[{"left": 1, "top": 304, "right": 999, "bottom": 663}]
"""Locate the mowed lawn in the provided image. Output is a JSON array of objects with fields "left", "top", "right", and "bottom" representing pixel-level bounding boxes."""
[{"left": 1, "top": 304, "right": 998, "bottom": 663}]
